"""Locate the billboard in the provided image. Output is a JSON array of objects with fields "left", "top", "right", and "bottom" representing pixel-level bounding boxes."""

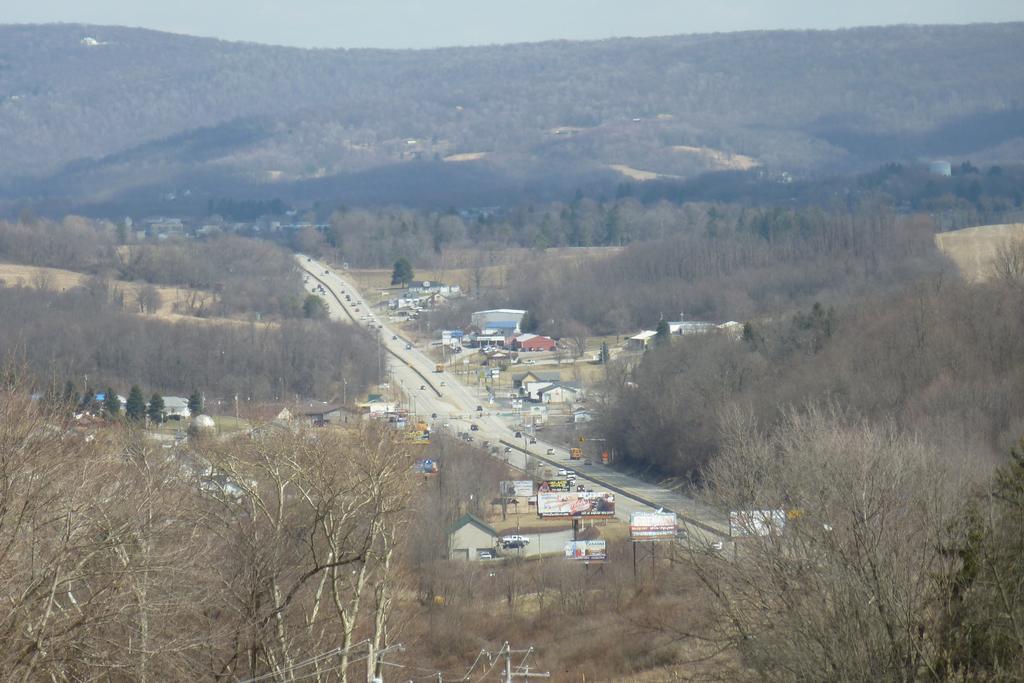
[
  {"left": 564, "top": 540, "right": 607, "bottom": 561},
  {"left": 413, "top": 459, "right": 439, "bottom": 476},
  {"left": 630, "top": 511, "right": 678, "bottom": 540},
  {"left": 537, "top": 491, "right": 615, "bottom": 518},
  {"left": 501, "top": 480, "right": 534, "bottom": 497},
  {"left": 538, "top": 479, "right": 571, "bottom": 492},
  {"left": 730, "top": 509, "right": 786, "bottom": 537}
]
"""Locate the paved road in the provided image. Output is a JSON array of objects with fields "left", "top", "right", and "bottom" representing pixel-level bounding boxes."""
[
  {"left": 298, "top": 255, "right": 730, "bottom": 540},
  {"left": 496, "top": 529, "right": 574, "bottom": 559}
]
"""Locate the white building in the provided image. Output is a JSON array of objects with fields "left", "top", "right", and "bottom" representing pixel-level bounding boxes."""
[{"left": 471, "top": 309, "right": 527, "bottom": 331}]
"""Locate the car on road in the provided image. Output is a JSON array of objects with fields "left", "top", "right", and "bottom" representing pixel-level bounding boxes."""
[
  {"left": 478, "top": 549, "right": 495, "bottom": 560},
  {"left": 525, "top": 359, "right": 536, "bottom": 365},
  {"left": 470, "top": 423, "right": 479, "bottom": 431},
  {"left": 501, "top": 534, "right": 529, "bottom": 544},
  {"left": 392, "top": 335, "right": 398, "bottom": 340},
  {"left": 558, "top": 468, "right": 575, "bottom": 478},
  {"left": 514, "top": 431, "right": 522, "bottom": 438},
  {"left": 529, "top": 437, "right": 537, "bottom": 444},
  {"left": 405, "top": 343, "right": 413, "bottom": 350},
  {"left": 440, "top": 381, "right": 446, "bottom": 387},
  {"left": 503, "top": 446, "right": 512, "bottom": 453},
  {"left": 475, "top": 405, "right": 483, "bottom": 412},
  {"left": 431, "top": 413, "right": 437, "bottom": 419},
  {"left": 576, "top": 484, "right": 586, "bottom": 492},
  {"left": 420, "top": 385, "right": 426, "bottom": 390},
  {"left": 546, "top": 448, "right": 555, "bottom": 455}
]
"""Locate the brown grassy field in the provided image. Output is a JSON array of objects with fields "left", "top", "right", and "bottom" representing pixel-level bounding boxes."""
[
  {"left": 0, "top": 262, "right": 241, "bottom": 325},
  {"left": 342, "top": 246, "right": 622, "bottom": 295},
  {"left": 671, "top": 145, "right": 760, "bottom": 171},
  {"left": 935, "top": 223, "right": 1024, "bottom": 282}
]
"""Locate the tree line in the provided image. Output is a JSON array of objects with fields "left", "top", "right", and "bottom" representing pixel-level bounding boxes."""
[{"left": 0, "top": 284, "right": 378, "bottom": 403}]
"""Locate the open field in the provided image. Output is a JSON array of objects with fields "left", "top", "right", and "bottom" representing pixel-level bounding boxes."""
[
  {"left": 342, "top": 245, "right": 623, "bottom": 295},
  {"left": 608, "top": 163, "right": 683, "bottom": 181},
  {"left": 442, "top": 151, "right": 488, "bottom": 162},
  {"left": 935, "top": 223, "right": 1024, "bottom": 281},
  {"left": 0, "top": 262, "right": 253, "bottom": 325},
  {"left": 671, "top": 145, "right": 760, "bottom": 170}
]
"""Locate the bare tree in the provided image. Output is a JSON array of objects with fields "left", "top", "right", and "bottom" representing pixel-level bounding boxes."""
[
  {"left": 991, "top": 238, "right": 1024, "bottom": 286},
  {"left": 137, "top": 283, "right": 162, "bottom": 314},
  {"left": 683, "top": 404, "right": 971, "bottom": 681}
]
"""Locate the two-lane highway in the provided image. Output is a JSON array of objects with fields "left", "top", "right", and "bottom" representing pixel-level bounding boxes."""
[{"left": 298, "top": 255, "right": 730, "bottom": 538}]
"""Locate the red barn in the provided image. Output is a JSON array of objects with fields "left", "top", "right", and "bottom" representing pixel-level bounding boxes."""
[{"left": 512, "top": 333, "right": 557, "bottom": 352}]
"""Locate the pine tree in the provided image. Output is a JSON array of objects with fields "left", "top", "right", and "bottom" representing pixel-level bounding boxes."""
[
  {"left": 600, "top": 342, "right": 611, "bottom": 364},
  {"left": 125, "top": 385, "right": 146, "bottom": 421},
  {"left": 390, "top": 257, "right": 414, "bottom": 286},
  {"left": 520, "top": 310, "right": 538, "bottom": 333},
  {"left": 188, "top": 389, "right": 203, "bottom": 416},
  {"left": 103, "top": 388, "right": 120, "bottom": 417},
  {"left": 63, "top": 380, "right": 79, "bottom": 410},
  {"left": 655, "top": 319, "right": 671, "bottom": 345},
  {"left": 147, "top": 393, "right": 165, "bottom": 424}
]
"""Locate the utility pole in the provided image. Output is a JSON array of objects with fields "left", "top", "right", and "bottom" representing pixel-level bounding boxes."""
[{"left": 501, "top": 644, "right": 549, "bottom": 683}]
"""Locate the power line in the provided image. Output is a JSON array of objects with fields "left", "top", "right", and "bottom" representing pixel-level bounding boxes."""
[{"left": 238, "top": 639, "right": 370, "bottom": 683}]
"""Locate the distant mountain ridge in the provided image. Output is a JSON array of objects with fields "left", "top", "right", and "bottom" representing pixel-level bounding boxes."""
[{"left": 0, "top": 22, "right": 1022, "bottom": 210}]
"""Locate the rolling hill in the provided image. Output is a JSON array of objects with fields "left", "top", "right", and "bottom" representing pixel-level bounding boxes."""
[{"left": 0, "top": 22, "right": 1022, "bottom": 211}]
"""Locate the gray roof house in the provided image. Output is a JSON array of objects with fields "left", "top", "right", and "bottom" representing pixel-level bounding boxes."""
[{"left": 445, "top": 513, "right": 498, "bottom": 561}]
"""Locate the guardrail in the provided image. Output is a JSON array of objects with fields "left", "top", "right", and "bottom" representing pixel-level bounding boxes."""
[{"left": 498, "top": 439, "right": 728, "bottom": 539}]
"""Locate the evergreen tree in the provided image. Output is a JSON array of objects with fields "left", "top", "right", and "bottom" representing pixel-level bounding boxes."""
[
  {"left": 303, "top": 293, "right": 329, "bottom": 319},
  {"left": 103, "top": 388, "right": 120, "bottom": 417},
  {"left": 188, "top": 389, "right": 203, "bottom": 416},
  {"left": 520, "top": 310, "right": 538, "bottom": 333},
  {"left": 390, "top": 257, "right": 414, "bottom": 286},
  {"left": 147, "top": 393, "right": 165, "bottom": 424},
  {"left": 125, "top": 385, "right": 146, "bottom": 421},
  {"left": 600, "top": 341, "right": 611, "bottom": 364},
  {"left": 63, "top": 380, "right": 79, "bottom": 409},
  {"left": 79, "top": 388, "right": 95, "bottom": 413},
  {"left": 655, "top": 319, "right": 671, "bottom": 345}
]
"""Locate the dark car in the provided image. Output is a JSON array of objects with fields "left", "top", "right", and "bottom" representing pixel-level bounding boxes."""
[
  {"left": 514, "top": 431, "right": 522, "bottom": 438},
  {"left": 470, "top": 424, "right": 479, "bottom": 431},
  {"left": 475, "top": 405, "right": 483, "bottom": 412},
  {"left": 431, "top": 413, "right": 437, "bottom": 419},
  {"left": 529, "top": 437, "right": 537, "bottom": 444}
]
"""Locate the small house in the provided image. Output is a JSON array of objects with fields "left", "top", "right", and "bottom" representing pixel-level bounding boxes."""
[
  {"left": 537, "top": 383, "right": 583, "bottom": 405},
  {"left": 445, "top": 513, "right": 498, "bottom": 561},
  {"left": 627, "top": 330, "right": 658, "bottom": 351},
  {"left": 512, "top": 370, "right": 561, "bottom": 389}
]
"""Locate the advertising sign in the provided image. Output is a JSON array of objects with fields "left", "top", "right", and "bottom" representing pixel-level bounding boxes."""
[
  {"left": 413, "top": 459, "right": 439, "bottom": 476},
  {"left": 538, "top": 479, "right": 571, "bottom": 492},
  {"left": 537, "top": 491, "right": 615, "bottom": 518},
  {"left": 730, "top": 509, "right": 786, "bottom": 537},
  {"left": 501, "top": 480, "right": 534, "bottom": 497},
  {"left": 630, "top": 511, "right": 678, "bottom": 540},
  {"left": 564, "top": 540, "right": 607, "bottom": 561}
]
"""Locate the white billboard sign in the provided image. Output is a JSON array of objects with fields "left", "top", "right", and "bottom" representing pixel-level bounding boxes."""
[
  {"left": 630, "top": 511, "right": 678, "bottom": 540},
  {"left": 730, "top": 509, "right": 786, "bottom": 537},
  {"left": 501, "top": 480, "right": 534, "bottom": 497}
]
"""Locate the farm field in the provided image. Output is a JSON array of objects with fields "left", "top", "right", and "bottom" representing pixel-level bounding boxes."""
[
  {"left": 935, "top": 222, "right": 1024, "bottom": 281},
  {"left": 0, "top": 262, "right": 241, "bottom": 325}
]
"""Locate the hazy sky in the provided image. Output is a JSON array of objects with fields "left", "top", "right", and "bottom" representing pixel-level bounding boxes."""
[{"left": 6, "top": 0, "right": 1023, "bottom": 49}]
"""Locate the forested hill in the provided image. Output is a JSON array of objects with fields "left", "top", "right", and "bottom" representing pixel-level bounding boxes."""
[{"left": 1, "top": 22, "right": 1022, "bottom": 210}]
